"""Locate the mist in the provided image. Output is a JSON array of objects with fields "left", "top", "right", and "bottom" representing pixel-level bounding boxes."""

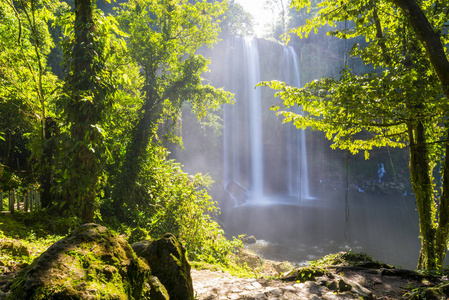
[{"left": 174, "top": 37, "right": 420, "bottom": 269}]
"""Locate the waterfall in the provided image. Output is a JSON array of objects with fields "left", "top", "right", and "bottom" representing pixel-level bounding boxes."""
[
  {"left": 223, "top": 37, "right": 264, "bottom": 204},
  {"left": 283, "top": 46, "right": 310, "bottom": 199},
  {"left": 223, "top": 37, "right": 311, "bottom": 205}
]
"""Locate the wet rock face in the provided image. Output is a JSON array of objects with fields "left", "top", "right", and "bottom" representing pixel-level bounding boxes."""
[
  {"left": 132, "top": 233, "right": 194, "bottom": 300},
  {"left": 7, "top": 223, "right": 160, "bottom": 300}
]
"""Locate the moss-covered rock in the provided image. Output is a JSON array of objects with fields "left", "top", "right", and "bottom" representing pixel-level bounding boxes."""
[
  {"left": 295, "top": 266, "right": 328, "bottom": 283},
  {"left": 309, "top": 251, "right": 393, "bottom": 269},
  {"left": 132, "top": 233, "right": 194, "bottom": 300},
  {"left": 408, "top": 283, "right": 449, "bottom": 300},
  {"left": 7, "top": 223, "right": 161, "bottom": 300},
  {"left": 235, "top": 248, "right": 264, "bottom": 269}
]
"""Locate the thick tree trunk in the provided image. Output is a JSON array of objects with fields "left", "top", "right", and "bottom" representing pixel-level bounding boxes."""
[
  {"left": 408, "top": 121, "right": 436, "bottom": 270},
  {"left": 65, "top": 0, "right": 97, "bottom": 223}
]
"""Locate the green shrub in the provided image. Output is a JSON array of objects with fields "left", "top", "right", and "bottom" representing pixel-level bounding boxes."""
[
  {"left": 105, "top": 144, "right": 243, "bottom": 268},
  {"left": 128, "top": 227, "right": 151, "bottom": 244}
]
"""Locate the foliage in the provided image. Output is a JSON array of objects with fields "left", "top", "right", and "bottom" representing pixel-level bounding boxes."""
[
  {"left": 263, "top": 0, "right": 449, "bottom": 270},
  {"left": 128, "top": 227, "right": 151, "bottom": 245},
  {"left": 112, "top": 0, "right": 233, "bottom": 220},
  {"left": 54, "top": 2, "right": 132, "bottom": 221},
  {"left": 105, "top": 143, "right": 243, "bottom": 267},
  {"left": 0, "top": 0, "right": 251, "bottom": 276},
  {"left": 261, "top": 0, "right": 289, "bottom": 40},
  {"left": 0, "top": 0, "right": 60, "bottom": 173},
  {"left": 295, "top": 266, "right": 327, "bottom": 283},
  {"left": 0, "top": 169, "right": 23, "bottom": 191},
  {"left": 262, "top": 64, "right": 442, "bottom": 157},
  {"left": 0, "top": 212, "right": 67, "bottom": 268},
  {"left": 219, "top": 0, "right": 254, "bottom": 37}
]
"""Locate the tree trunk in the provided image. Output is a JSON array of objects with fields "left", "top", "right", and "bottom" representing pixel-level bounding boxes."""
[
  {"left": 64, "top": 0, "right": 97, "bottom": 223},
  {"left": 392, "top": 0, "right": 449, "bottom": 270},
  {"left": 392, "top": 0, "right": 449, "bottom": 99},
  {"left": 408, "top": 121, "right": 436, "bottom": 269},
  {"left": 112, "top": 79, "right": 162, "bottom": 221},
  {"left": 39, "top": 117, "right": 58, "bottom": 208},
  {"left": 435, "top": 134, "right": 449, "bottom": 267}
]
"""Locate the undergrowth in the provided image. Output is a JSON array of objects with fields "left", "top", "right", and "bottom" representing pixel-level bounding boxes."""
[
  {"left": 0, "top": 212, "right": 67, "bottom": 270},
  {"left": 0, "top": 210, "right": 257, "bottom": 278}
]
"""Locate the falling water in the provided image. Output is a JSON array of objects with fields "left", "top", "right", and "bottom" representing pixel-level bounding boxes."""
[
  {"left": 245, "top": 39, "right": 264, "bottom": 201},
  {"left": 223, "top": 37, "right": 310, "bottom": 205},
  {"left": 283, "top": 46, "right": 310, "bottom": 199},
  {"left": 223, "top": 37, "right": 264, "bottom": 204}
]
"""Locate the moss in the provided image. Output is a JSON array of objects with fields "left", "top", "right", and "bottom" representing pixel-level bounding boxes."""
[
  {"left": 295, "top": 266, "right": 328, "bottom": 283},
  {"left": 407, "top": 283, "right": 449, "bottom": 299},
  {"left": 309, "top": 251, "right": 393, "bottom": 269},
  {"left": 149, "top": 276, "right": 169, "bottom": 300},
  {"left": 0, "top": 239, "right": 30, "bottom": 257},
  {"left": 132, "top": 233, "right": 194, "bottom": 299},
  {"left": 7, "top": 224, "right": 153, "bottom": 300}
]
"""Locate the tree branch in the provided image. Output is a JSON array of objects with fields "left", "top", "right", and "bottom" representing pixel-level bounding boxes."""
[{"left": 392, "top": 0, "right": 449, "bottom": 99}]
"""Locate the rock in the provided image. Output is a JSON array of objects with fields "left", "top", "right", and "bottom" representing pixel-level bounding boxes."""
[
  {"left": 7, "top": 223, "right": 159, "bottom": 300},
  {"left": 344, "top": 278, "right": 373, "bottom": 299},
  {"left": 338, "top": 278, "right": 352, "bottom": 292},
  {"left": 132, "top": 233, "right": 194, "bottom": 300},
  {"left": 225, "top": 180, "right": 248, "bottom": 205},
  {"left": 333, "top": 278, "right": 374, "bottom": 299},
  {"left": 326, "top": 280, "right": 339, "bottom": 291},
  {"left": 272, "top": 261, "right": 293, "bottom": 274},
  {"left": 315, "top": 251, "right": 393, "bottom": 269},
  {"left": 242, "top": 235, "right": 257, "bottom": 244},
  {"left": 149, "top": 276, "right": 170, "bottom": 300},
  {"left": 294, "top": 266, "right": 327, "bottom": 283},
  {"left": 235, "top": 248, "right": 264, "bottom": 269}
]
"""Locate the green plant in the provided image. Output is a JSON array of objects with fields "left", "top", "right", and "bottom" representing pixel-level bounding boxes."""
[{"left": 103, "top": 143, "right": 245, "bottom": 270}]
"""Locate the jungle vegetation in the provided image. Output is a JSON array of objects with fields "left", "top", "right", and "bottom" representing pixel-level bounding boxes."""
[
  {"left": 0, "top": 0, "right": 249, "bottom": 270},
  {"left": 2, "top": 0, "right": 449, "bottom": 273}
]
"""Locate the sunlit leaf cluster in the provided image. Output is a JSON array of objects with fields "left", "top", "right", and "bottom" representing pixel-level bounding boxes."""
[{"left": 272, "top": 0, "right": 449, "bottom": 270}]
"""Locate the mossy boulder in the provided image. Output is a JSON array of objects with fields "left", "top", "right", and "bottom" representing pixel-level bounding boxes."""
[
  {"left": 310, "top": 251, "right": 393, "bottom": 269},
  {"left": 7, "top": 223, "right": 166, "bottom": 300},
  {"left": 132, "top": 233, "right": 194, "bottom": 300}
]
